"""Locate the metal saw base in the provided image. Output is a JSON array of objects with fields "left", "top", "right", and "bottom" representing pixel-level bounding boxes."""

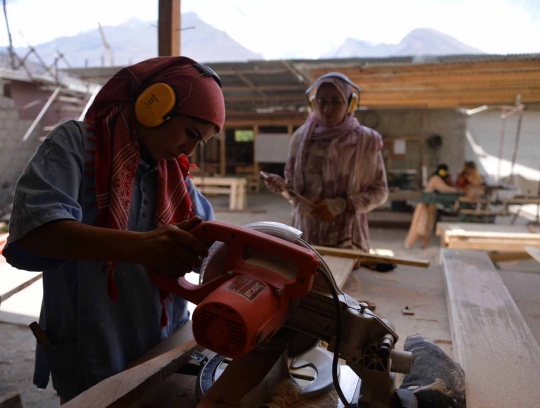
[{"left": 196, "top": 346, "right": 336, "bottom": 407}]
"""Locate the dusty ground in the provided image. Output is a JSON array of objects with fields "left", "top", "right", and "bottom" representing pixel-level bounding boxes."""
[{"left": 1, "top": 189, "right": 539, "bottom": 407}]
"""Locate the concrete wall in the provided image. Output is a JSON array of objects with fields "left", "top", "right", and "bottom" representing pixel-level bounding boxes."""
[
  {"left": 0, "top": 80, "right": 41, "bottom": 206},
  {"left": 359, "top": 108, "right": 467, "bottom": 177}
]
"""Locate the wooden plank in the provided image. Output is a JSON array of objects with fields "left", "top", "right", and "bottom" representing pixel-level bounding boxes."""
[
  {"left": 64, "top": 334, "right": 198, "bottom": 408},
  {"left": 192, "top": 177, "right": 248, "bottom": 186},
  {"left": 442, "top": 249, "right": 540, "bottom": 408},
  {"left": 502, "top": 198, "right": 540, "bottom": 206},
  {"left": 525, "top": 246, "right": 540, "bottom": 264},
  {"left": 437, "top": 222, "right": 526, "bottom": 235},
  {"left": 458, "top": 209, "right": 509, "bottom": 216},
  {"left": 488, "top": 252, "right": 532, "bottom": 263},
  {"left": 0, "top": 263, "right": 42, "bottom": 305},
  {"left": 322, "top": 255, "right": 355, "bottom": 290},
  {"left": 443, "top": 231, "right": 540, "bottom": 240},
  {"left": 127, "top": 321, "right": 196, "bottom": 369},
  {"left": 313, "top": 246, "right": 430, "bottom": 268},
  {"left": 195, "top": 187, "right": 231, "bottom": 194},
  {"left": 436, "top": 222, "right": 532, "bottom": 239},
  {"left": 447, "top": 238, "right": 540, "bottom": 252}
]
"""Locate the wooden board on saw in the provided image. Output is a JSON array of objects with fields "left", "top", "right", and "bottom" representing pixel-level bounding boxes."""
[
  {"left": 314, "top": 245, "right": 430, "bottom": 268},
  {"left": 64, "top": 322, "right": 198, "bottom": 408},
  {"left": 442, "top": 249, "right": 540, "bottom": 408}
]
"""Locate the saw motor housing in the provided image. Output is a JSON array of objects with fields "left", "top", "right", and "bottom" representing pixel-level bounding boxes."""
[{"left": 150, "top": 221, "right": 320, "bottom": 358}]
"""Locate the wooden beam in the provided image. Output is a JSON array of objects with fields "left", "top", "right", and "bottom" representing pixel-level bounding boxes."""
[
  {"left": 488, "top": 251, "right": 532, "bottom": 263},
  {"left": 312, "top": 59, "right": 540, "bottom": 77},
  {"left": 447, "top": 238, "right": 540, "bottom": 252},
  {"left": 223, "top": 84, "right": 306, "bottom": 92},
  {"left": 225, "top": 94, "right": 304, "bottom": 103},
  {"left": 443, "top": 230, "right": 540, "bottom": 241},
  {"left": 127, "top": 321, "right": 196, "bottom": 369},
  {"left": 442, "top": 249, "right": 540, "bottom": 408},
  {"left": 236, "top": 73, "right": 268, "bottom": 98},
  {"left": 64, "top": 325, "right": 198, "bottom": 408},
  {"left": 347, "top": 70, "right": 540, "bottom": 86},
  {"left": 225, "top": 117, "right": 306, "bottom": 128},
  {"left": 158, "top": 0, "right": 181, "bottom": 56},
  {"left": 312, "top": 245, "right": 430, "bottom": 268},
  {"left": 218, "top": 68, "right": 290, "bottom": 76}
]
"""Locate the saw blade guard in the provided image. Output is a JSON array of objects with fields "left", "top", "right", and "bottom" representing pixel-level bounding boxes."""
[{"left": 150, "top": 221, "right": 320, "bottom": 303}]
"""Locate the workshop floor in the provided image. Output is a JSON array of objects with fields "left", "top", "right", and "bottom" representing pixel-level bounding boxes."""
[{"left": 2, "top": 189, "right": 539, "bottom": 407}]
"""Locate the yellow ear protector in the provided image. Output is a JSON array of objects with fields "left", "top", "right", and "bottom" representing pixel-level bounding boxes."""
[
  {"left": 438, "top": 168, "right": 448, "bottom": 178},
  {"left": 134, "top": 63, "right": 222, "bottom": 128},
  {"left": 305, "top": 72, "right": 361, "bottom": 115}
]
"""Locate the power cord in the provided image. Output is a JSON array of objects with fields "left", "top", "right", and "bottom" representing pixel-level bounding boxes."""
[{"left": 301, "top": 239, "right": 353, "bottom": 408}]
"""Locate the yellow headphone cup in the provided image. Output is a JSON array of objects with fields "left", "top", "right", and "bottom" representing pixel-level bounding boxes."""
[
  {"left": 439, "top": 169, "right": 448, "bottom": 177},
  {"left": 135, "top": 83, "right": 176, "bottom": 128}
]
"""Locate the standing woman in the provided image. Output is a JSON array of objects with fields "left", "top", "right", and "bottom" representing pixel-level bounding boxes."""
[
  {"left": 405, "top": 164, "right": 459, "bottom": 249},
  {"left": 264, "top": 73, "right": 388, "bottom": 252}
]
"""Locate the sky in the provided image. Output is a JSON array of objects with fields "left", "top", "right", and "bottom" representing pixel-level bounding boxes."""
[{"left": 1, "top": 0, "right": 539, "bottom": 59}]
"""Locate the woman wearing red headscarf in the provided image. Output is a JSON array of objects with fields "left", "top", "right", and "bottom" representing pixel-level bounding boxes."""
[
  {"left": 264, "top": 73, "right": 388, "bottom": 253},
  {"left": 4, "top": 57, "right": 225, "bottom": 402}
]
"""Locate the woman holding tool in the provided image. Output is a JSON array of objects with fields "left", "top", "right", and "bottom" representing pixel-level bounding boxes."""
[
  {"left": 263, "top": 73, "right": 388, "bottom": 252},
  {"left": 4, "top": 56, "right": 225, "bottom": 402}
]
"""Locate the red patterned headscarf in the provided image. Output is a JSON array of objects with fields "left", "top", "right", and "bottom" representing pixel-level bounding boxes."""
[
  {"left": 85, "top": 56, "right": 224, "bottom": 231},
  {"left": 84, "top": 57, "right": 225, "bottom": 317}
]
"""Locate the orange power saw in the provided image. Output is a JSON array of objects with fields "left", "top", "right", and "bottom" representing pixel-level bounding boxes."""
[{"left": 150, "top": 221, "right": 413, "bottom": 408}]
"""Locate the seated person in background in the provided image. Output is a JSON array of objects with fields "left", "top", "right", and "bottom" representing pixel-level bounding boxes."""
[
  {"left": 456, "top": 161, "right": 485, "bottom": 199},
  {"left": 405, "top": 164, "right": 459, "bottom": 249}
]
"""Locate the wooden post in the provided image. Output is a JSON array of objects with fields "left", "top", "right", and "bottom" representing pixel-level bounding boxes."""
[
  {"left": 418, "top": 109, "right": 426, "bottom": 189},
  {"left": 219, "top": 131, "right": 226, "bottom": 176},
  {"left": 158, "top": 0, "right": 181, "bottom": 56},
  {"left": 253, "top": 125, "right": 259, "bottom": 179},
  {"left": 287, "top": 123, "right": 293, "bottom": 136}
]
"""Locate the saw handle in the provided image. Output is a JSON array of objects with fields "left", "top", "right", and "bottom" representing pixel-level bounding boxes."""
[{"left": 150, "top": 221, "right": 320, "bottom": 304}]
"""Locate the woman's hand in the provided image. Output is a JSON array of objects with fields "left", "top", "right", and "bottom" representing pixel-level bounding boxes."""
[
  {"left": 310, "top": 198, "right": 347, "bottom": 222},
  {"left": 134, "top": 217, "right": 209, "bottom": 278},
  {"left": 263, "top": 174, "right": 289, "bottom": 194}
]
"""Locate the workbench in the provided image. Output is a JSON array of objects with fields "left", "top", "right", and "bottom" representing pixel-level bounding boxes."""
[
  {"left": 192, "top": 177, "right": 248, "bottom": 210},
  {"left": 436, "top": 222, "right": 540, "bottom": 255}
]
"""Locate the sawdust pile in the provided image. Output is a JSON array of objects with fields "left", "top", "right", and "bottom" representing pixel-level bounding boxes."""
[{"left": 261, "top": 378, "right": 338, "bottom": 408}]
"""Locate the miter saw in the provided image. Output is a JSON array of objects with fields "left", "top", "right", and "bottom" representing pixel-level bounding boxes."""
[{"left": 151, "top": 221, "right": 416, "bottom": 408}]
